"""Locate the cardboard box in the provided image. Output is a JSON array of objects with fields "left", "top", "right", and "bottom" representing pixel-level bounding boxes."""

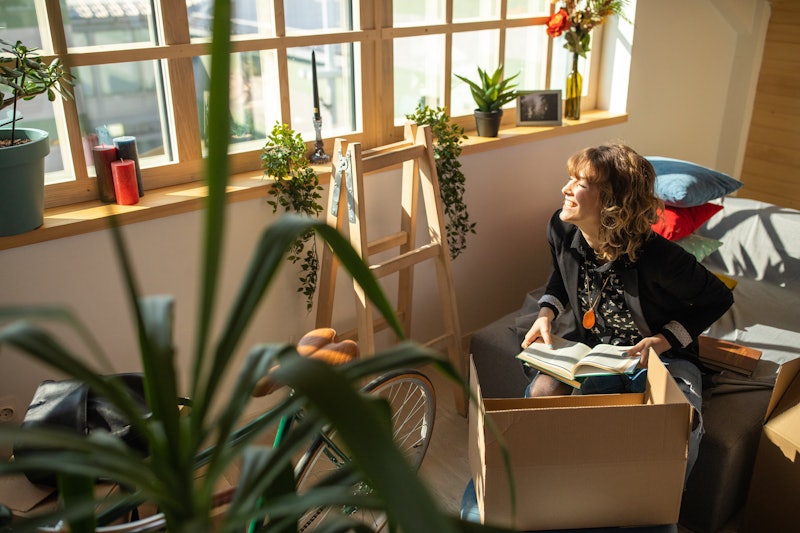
[
  {"left": 468, "top": 353, "right": 692, "bottom": 530},
  {"left": 741, "top": 358, "right": 800, "bottom": 532}
]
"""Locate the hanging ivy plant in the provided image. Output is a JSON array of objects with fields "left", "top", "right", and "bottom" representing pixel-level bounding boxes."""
[
  {"left": 261, "top": 122, "right": 324, "bottom": 311},
  {"left": 406, "top": 103, "right": 476, "bottom": 260}
]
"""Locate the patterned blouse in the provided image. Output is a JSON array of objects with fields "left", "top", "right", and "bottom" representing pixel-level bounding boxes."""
[{"left": 579, "top": 251, "right": 640, "bottom": 347}]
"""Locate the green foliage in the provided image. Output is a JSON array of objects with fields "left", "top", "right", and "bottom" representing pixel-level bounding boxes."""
[
  {"left": 261, "top": 122, "right": 324, "bottom": 311},
  {"left": 454, "top": 65, "right": 520, "bottom": 113},
  {"left": 548, "top": 1, "right": 630, "bottom": 58},
  {"left": 0, "top": 39, "right": 73, "bottom": 112},
  {"left": 406, "top": 103, "right": 475, "bottom": 259},
  {"left": 0, "top": 39, "right": 74, "bottom": 144}
]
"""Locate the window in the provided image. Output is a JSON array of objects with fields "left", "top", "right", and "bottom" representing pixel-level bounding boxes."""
[{"left": 0, "top": 0, "right": 614, "bottom": 209}]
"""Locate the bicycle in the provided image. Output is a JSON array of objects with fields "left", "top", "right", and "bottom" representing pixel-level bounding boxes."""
[{"left": 20, "top": 327, "right": 436, "bottom": 532}]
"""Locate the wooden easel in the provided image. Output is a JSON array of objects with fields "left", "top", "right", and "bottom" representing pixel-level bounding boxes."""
[{"left": 315, "top": 123, "right": 467, "bottom": 415}]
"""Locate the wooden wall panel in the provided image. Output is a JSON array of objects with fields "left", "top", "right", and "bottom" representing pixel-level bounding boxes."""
[{"left": 739, "top": 0, "right": 800, "bottom": 209}]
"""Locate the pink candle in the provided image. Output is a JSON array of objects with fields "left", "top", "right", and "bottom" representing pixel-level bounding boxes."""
[
  {"left": 111, "top": 159, "right": 139, "bottom": 205},
  {"left": 92, "top": 145, "right": 117, "bottom": 203}
]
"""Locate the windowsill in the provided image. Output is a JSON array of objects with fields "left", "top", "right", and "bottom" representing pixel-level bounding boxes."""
[{"left": 0, "top": 110, "right": 626, "bottom": 252}]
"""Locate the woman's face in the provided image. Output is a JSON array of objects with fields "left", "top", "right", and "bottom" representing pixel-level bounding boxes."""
[{"left": 559, "top": 172, "right": 602, "bottom": 230}]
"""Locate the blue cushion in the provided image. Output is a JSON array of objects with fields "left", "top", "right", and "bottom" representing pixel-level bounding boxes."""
[{"left": 647, "top": 156, "right": 743, "bottom": 207}]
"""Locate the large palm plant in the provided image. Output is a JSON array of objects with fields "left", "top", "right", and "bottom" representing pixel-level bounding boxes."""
[{"left": 0, "top": 2, "right": 515, "bottom": 532}]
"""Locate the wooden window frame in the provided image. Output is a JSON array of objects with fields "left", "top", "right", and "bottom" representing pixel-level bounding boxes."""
[{"left": 12, "top": 1, "right": 561, "bottom": 211}]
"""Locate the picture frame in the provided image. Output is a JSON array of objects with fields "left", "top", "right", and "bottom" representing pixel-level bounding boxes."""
[{"left": 516, "top": 90, "right": 562, "bottom": 126}]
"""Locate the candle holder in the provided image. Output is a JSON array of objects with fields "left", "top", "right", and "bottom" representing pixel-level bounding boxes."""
[{"left": 309, "top": 115, "right": 330, "bottom": 164}]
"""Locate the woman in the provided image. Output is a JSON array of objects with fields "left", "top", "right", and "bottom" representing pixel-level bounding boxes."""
[{"left": 522, "top": 143, "right": 733, "bottom": 478}]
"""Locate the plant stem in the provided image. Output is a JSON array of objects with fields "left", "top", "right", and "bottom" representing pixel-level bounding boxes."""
[{"left": 11, "top": 56, "right": 20, "bottom": 144}]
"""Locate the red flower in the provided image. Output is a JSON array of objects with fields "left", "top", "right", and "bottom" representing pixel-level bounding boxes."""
[{"left": 546, "top": 8, "right": 572, "bottom": 38}]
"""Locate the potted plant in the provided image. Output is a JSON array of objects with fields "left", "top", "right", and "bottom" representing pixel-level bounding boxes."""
[
  {"left": 406, "top": 104, "right": 475, "bottom": 259},
  {"left": 0, "top": 4, "right": 515, "bottom": 532},
  {"left": 261, "top": 122, "right": 324, "bottom": 312},
  {"left": 454, "top": 65, "right": 520, "bottom": 137},
  {"left": 0, "top": 39, "right": 73, "bottom": 237}
]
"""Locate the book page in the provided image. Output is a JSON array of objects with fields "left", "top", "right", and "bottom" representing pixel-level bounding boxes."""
[
  {"left": 516, "top": 337, "right": 593, "bottom": 378},
  {"left": 575, "top": 345, "right": 638, "bottom": 377}
]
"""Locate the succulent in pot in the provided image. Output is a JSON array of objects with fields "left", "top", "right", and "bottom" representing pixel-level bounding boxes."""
[
  {"left": 0, "top": 39, "right": 74, "bottom": 236},
  {"left": 454, "top": 64, "right": 520, "bottom": 137}
]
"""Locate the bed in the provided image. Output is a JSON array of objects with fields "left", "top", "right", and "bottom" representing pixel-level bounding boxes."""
[{"left": 468, "top": 195, "right": 800, "bottom": 532}]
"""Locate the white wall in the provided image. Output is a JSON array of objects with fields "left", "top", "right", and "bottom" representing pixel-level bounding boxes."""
[{"left": 0, "top": 1, "right": 770, "bottom": 442}]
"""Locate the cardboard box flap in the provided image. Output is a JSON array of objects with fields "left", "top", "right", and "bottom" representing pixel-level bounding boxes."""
[
  {"left": 645, "top": 350, "right": 688, "bottom": 406},
  {"left": 764, "top": 357, "right": 800, "bottom": 422},
  {"left": 484, "top": 392, "right": 643, "bottom": 412},
  {"left": 0, "top": 473, "right": 55, "bottom": 514},
  {"left": 762, "top": 365, "right": 800, "bottom": 459},
  {"left": 468, "top": 356, "right": 488, "bottom": 501}
]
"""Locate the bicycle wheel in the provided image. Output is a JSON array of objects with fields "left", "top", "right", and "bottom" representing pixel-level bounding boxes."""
[{"left": 294, "top": 369, "right": 436, "bottom": 531}]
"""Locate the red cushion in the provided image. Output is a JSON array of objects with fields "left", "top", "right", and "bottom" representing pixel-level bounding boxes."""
[{"left": 652, "top": 202, "right": 724, "bottom": 241}]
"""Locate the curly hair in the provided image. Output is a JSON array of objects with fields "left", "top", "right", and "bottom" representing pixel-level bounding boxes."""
[{"left": 567, "top": 143, "right": 662, "bottom": 262}]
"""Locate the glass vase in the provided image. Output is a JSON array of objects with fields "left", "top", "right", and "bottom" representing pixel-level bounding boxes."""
[{"left": 565, "top": 53, "right": 582, "bottom": 120}]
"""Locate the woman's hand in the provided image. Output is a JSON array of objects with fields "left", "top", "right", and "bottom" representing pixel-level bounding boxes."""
[
  {"left": 522, "top": 308, "right": 555, "bottom": 349},
  {"left": 625, "top": 334, "right": 671, "bottom": 367}
]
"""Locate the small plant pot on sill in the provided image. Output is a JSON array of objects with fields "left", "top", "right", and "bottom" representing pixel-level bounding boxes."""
[
  {"left": 0, "top": 128, "right": 49, "bottom": 237},
  {"left": 474, "top": 109, "right": 503, "bottom": 138}
]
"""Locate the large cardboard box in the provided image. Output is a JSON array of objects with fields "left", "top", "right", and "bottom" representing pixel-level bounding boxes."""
[
  {"left": 468, "top": 353, "right": 692, "bottom": 530},
  {"left": 741, "top": 357, "right": 800, "bottom": 532}
]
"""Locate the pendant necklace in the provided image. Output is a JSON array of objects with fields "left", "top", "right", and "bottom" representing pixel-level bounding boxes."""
[{"left": 582, "top": 267, "right": 610, "bottom": 330}]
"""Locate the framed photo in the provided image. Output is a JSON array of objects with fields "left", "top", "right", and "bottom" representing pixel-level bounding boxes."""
[{"left": 516, "top": 90, "right": 562, "bottom": 126}]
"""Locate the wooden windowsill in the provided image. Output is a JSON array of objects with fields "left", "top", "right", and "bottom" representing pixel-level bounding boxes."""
[{"left": 0, "top": 110, "right": 626, "bottom": 252}]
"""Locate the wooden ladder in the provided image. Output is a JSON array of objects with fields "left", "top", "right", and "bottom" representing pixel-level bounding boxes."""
[{"left": 315, "top": 123, "right": 467, "bottom": 415}]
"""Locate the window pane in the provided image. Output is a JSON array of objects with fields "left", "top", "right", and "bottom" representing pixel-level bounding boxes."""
[
  {"left": 393, "top": 35, "right": 444, "bottom": 125},
  {"left": 63, "top": 0, "right": 158, "bottom": 48},
  {"left": 506, "top": 26, "right": 549, "bottom": 92},
  {"left": 393, "top": 0, "right": 444, "bottom": 27},
  {"left": 285, "top": 0, "right": 354, "bottom": 35},
  {"left": 450, "top": 30, "right": 500, "bottom": 117},
  {"left": 196, "top": 51, "right": 280, "bottom": 153},
  {"left": 8, "top": 102, "right": 71, "bottom": 185},
  {"left": 0, "top": 0, "right": 43, "bottom": 48},
  {"left": 550, "top": 44, "right": 590, "bottom": 97},
  {"left": 188, "top": 0, "right": 275, "bottom": 39},
  {"left": 453, "top": 0, "right": 499, "bottom": 22},
  {"left": 74, "top": 60, "right": 173, "bottom": 179},
  {"left": 507, "top": 0, "right": 550, "bottom": 17},
  {"left": 289, "top": 45, "right": 359, "bottom": 139}
]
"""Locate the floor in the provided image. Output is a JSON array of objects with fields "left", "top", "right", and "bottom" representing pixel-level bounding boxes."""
[{"left": 416, "top": 364, "right": 472, "bottom": 518}]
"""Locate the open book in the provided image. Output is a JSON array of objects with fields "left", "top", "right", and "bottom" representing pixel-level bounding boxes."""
[{"left": 516, "top": 336, "right": 640, "bottom": 388}]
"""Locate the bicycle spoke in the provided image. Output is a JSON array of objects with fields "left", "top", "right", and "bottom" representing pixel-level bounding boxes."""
[{"left": 294, "top": 370, "right": 436, "bottom": 531}]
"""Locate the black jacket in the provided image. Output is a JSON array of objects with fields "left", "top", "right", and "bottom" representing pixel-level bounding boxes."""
[{"left": 539, "top": 210, "right": 734, "bottom": 355}]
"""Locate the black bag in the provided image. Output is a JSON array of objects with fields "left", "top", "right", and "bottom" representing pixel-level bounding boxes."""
[{"left": 13, "top": 374, "right": 151, "bottom": 486}]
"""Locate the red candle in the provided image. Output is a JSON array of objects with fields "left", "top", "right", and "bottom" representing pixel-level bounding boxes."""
[
  {"left": 92, "top": 145, "right": 117, "bottom": 203},
  {"left": 111, "top": 159, "right": 139, "bottom": 205}
]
